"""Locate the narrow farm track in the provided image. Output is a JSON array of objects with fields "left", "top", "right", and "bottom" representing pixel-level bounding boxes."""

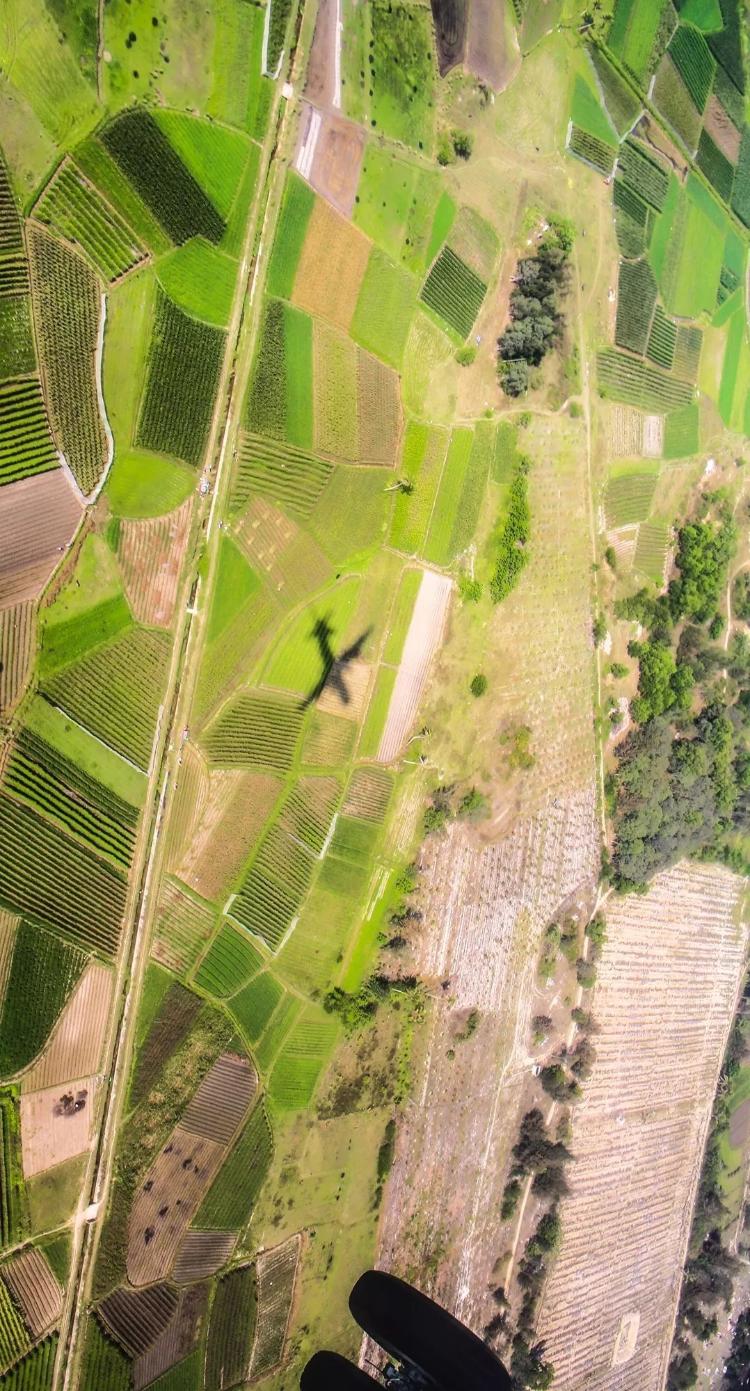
[{"left": 56, "top": 26, "right": 309, "bottom": 1387}]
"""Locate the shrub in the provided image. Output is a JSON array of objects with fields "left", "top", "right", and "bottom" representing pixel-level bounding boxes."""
[
  {"left": 470, "top": 673, "right": 488, "bottom": 697},
  {"left": 451, "top": 129, "right": 473, "bottom": 159},
  {"left": 456, "top": 344, "right": 477, "bottom": 366}
]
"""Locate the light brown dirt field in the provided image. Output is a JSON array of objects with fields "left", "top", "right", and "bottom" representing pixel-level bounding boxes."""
[
  {"left": 117, "top": 498, "right": 192, "bottom": 629},
  {"left": 20, "top": 1076, "right": 98, "bottom": 1177},
  {"left": 0, "top": 602, "right": 35, "bottom": 717},
  {"left": 248, "top": 1234, "right": 302, "bottom": 1380},
  {"left": 466, "top": 0, "right": 520, "bottom": 92},
  {"left": 2, "top": 1247, "right": 63, "bottom": 1337},
  {"left": 236, "top": 496, "right": 332, "bottom": 603},
  {"left": 304, "top": 0, "right": 336, "bottom": 109},
  {"left": 537, "top": 863, "right": 747, "bottom": 1391},
  {"left": 293, "top": 197, "right": 371, "bottom": 332},
  {"left": 703, "top": 95, "right": 742, "bottom": 163},
  {"left": 126, "top": 1126, "right": 226, "bottom": 1286},
  {"left": 176, "top": 769, "right": 281, "bottom": 903},
  {"left": 0, "top": 470, "right": 82, "bottom": 605},
  {"left": 357, "top": 349, "right": 402, "bottom": 466},
  {"left": 132, "top": 1282, "right": 209, "bottom": 1391},
  {"left": 165, "top": 741, "right": 210, "bottom": 871},
  {"left": 297, "top": 106, "right": 365, "bottom": 219},
  {"left": 172, "top": 1230, "right": 237, "bottom": 1284},
  {"left": 317, "top": 658, "right": 371, "bottom": 722},
  {"left": 378, "top": 570, "right": 452, "bottom": 764},
  {"left": 21, "top": 960, "right": 113, "bottom": 1092}
]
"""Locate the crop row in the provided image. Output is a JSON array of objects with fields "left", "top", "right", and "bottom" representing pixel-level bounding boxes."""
[
  {"left": 196, "top": 1101, "right": 273, "bottom": 1229},
  {"left": 16, "top": 729, "right": 139, "bottom": 829},
  {"left": 635, "top": 519, "right": 670, "bottom": 581},
  {"left": 0, "top": 162, "right": 22, "bottom": 257},
  {"left": 568, "top": 124, "right": 616, "bottom": 177},
  {"left": 101, "top": 111, "right": 225, "bottom": 246},
  {"left": 0, "top": 1094, "right": 26, "bottom": 1251},
  {"left": 4, "top": 740, "right": 135, "bottom": 868},
  {"left": 229, "top": 971, "right": 283, "bottom": 1043},
  {"left": 81, "top": 1319, "right": 129, "bottom": 1391},
  {"left": 34, "top": 163, "right": 145, "bottom": 282},
  {"left": 615, "top": 258, "right": 657, "bottom": 354},
  {"left": 597, "top": 348, "right": 694, "bottom": 411},
  {"left": 614, "top": 199, "right": 652, "bottom": 260},
  {"left": 137, "top": 288, "right": 224, "bottom": 469},
  {"left": 130, "top": 981, "right": 202, "bottom": 1107},
  {"left": 205, "top": 1265, "right": 256, "bottom": 1391},
  {"left": 28, "top": 227, "right": 106, "bottom": 496},
  {"left": 617, "top": 138, "right": 670, "bottom": 210},
  {"left": 151, "top": 877, "right": 215, "bottom": 976},
  {"left": 267, "top": 0, "right": 293, "bottom": 71},
  {"left": 281, "top": 777, "right": 340, "bottom": 855},
  {"left": 193, "top": 922, "right": 263, "bottom": 999},
  {"left": 232, "top": 825, "right": 316, "bottom": 949},
  {"left": 0, "top": 796, "right": 126, "bottom": 955},
  {"left": 249, "top": 1238, "right": 299, "bottom": 1378},
  {"left": 232, "top": 432, "right": 333, "bottom": 516},
  {"left": 672, "top": 324, "right": 702, "bottom": 382},
  {"left": 663, "top": 402, "right": 700, "bottom": 458},
  {"left": 730, "top": 125, "right": 750, "bottom": 227},
  {"left": 717, "top": 261, "right": 740, "bottom": 304},
  {"left": 0, "top": 379, "right": 58, "bottom": 488},
  {"left": 604, "top": 471, "right": 657, "bottom": 528},
  {"left": 646, "top": 304, "right": 676, "bottom": 368},
  {"left": 653, "top": 54, "right": 701, "bottom": 153},
  {"left": 43, "top": 626, "right": 171, "bottom": 772},
  {"left": 0, "top": 1332, "right": 58, "bottom": 1389},
  {"left": 696, "top": 126, "right": 734, "bottom": 202},
  {"left": 420, "top": 246, "right": 486, "bottom": 339},
  {"left": 0, "top": 260, "right": 28, "bottom": 298},
  {"left": 202, "top": 691, "right": 304, "bottom": 770},
  {"left": 668, "top": 23, "right": 715, "bottom": 111}
]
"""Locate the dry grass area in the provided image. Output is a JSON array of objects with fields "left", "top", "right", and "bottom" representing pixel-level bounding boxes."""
[
  {"left": 317, "top": 658, "right": 371, "bottom": 722},
  {"left": 376, "top": 417, "right": 600, "bottom": 1326},
  {"left": 248, "top": 1233, "right": 301, "bottom": 1380},
  {"left": 236, "top": 497, "right": 331, "bottom": 604},
  {"left": 378, "top": 570, "right": 452, "bottom": 764},
  {"left": 538, "top": 862, "right": 748, "bottom": 1390},
  {"left": 21, "top": 961, "right": 113, "bottom": 1093},
  {"left": 20, "top": 1075, "right": 98, "bottom": 1177},
  {"left": 293, "top": 198, "right": 370, "bottom": 332},
  {"left": 118, "top": 498, "right": 192, "bottom": 628},
  {"left": 165, "top": 741, "right": 210, "bottom": 871}
]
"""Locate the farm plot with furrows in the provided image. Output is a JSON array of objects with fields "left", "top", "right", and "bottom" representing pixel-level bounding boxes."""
[
  {"left": 151, "top": 879, "right": 216, "bottom": 977},
  {"left": 589, "top": 44, "right": 643, "bottom": 135},
  {"left": 302, "top": 710, "right": 356, "bottom": 768},
  {"left": 3, "top": 736, "right": 136, "bottom": 868},
  {"left": 0, "top": 1278, "right": 30, "bottom": 1374},
  {"left": 0, "top": 162, "right": 22, "bottom": 255},
  {"left": 604, "top": 472, "right": 657, "bottom": 527},
  {"left": 231, "top": 827, "right": 317, "bottom": 948},
  {"left": 132, "top": 1282, "right": 208, "bottom": 1391},
  {"left": 0, "top": 797, "right": 127, "bottom": 955},
  {"left": 267, "top": 172, "right": 315, "bottom": 301},
  {"left": 154, "top": 112, "right": 252, "bottom": 222},
  {"left": 673, "top": 324, "right": 702, "bottom": 381},
  {"left": 646, "top": 304, "right": 676, "bottom": 368},
  {"left": 0, "top": 605, "right": 35, "bottom": 719},
  {"left": 731, "top": 125, "right": 750, "bottom": 226},
  {"left": 235, "top": 496, "right": 330, "bottom": 604},
  {"left": 663, "top": 401, "right": 699, "bottom": 457},
  {"left": 634, "top": 519, "right": 670, "bottom": 581},
  {"left": 538, "top": 863, "right": 747, "bottom": 1391},
  {"left": 137, "top": 290, "right": 225, "bottom": 469},
  {"left": 20, "top": 958, "right": 112, "bottom": 1093},
  {"left": 357, "top": 350, "right": 402, "bottom": 466},
  {"left": 668, "top": 23, "right": 715, "bottom": 110},
  {"left": 126, "top": 1127, "right": 226, "bottom": 1286},
  {"left": 172, "top": 1231, "right": 235, "bottom": 1285},
  {"left": 1, "top": 1249, "right": 62, "bottom": 1339},
  {"left": 0, "top": 298, "right": 35, "bottom": 385},
  {"left": 0, "top": 260, "right": 29, "bottom": 298},
  {"left": 81, "top": 1319, "right": 130, "bottom": 1391},
  {"left": 420, "top": 247, "right": 487, "bottom": 340},
  {"left": 0, "top": 1332, "right": 57, "bottom": 1389},
  {"left": 205, "top": 1263, "right": 257, "bottom": 1391},
  {"left": 280, "top": 778, "right": 341, "bottom": 855},
  {"left": 201, "top": 691, "right": 304, "bottom": 770},
  {"left": 21, "top": 1073, "right": 98, "bottom": 1178},
  {"left": 33, "top": 163, "right": 146, "bottom": 282},
  {"left": 194, "top": 592, "right": 279, "bottom": 730},
  {"left": 229, "top": 970, "right": 284, "bottom": 1044},
  {"left": 117, "top": 498, "right": 192, "bottom": 629},
  {"left": 176, "top": 771, "right": 281, "bottom": 905},
  {"left": 232, "top": 434, "right": 333, "bottom": 517},
  {"left": 164, "top": 743, "right": 209, "bottom": 871},
  {"left": 350, "top": 247, "right": 417, "bottom": 370},
  {"left": 193, "top": 923, "right": 265, "bottom": 999},
  {"left": 27, "top": 228, "right": 107, "bottom": 496},
  {"left": 704, "top": 94, "right": 741, "bottom": 162},
  {"left": 651, "top": 60, "right": 702, "bottom": 152},
  {"left": 0, "top": 470, "right": 82, "bottom": 608},
  {"left": 130, "top": 983, "right": 202, "bottom": 1107},
  {"left": 449, "top": 206, "right": 499, "bottom": 284},
  {"left": 617, "top": 139, "right": 670, "bottom": 209},
  {"left": 430, "top": 0, "right": 468, "bottom": 74},
  {"left": 269, "top": 1010, "right": 340, "bottom": 1109},
  {"left": 0, "top": 1090, "right": 26, "bottom": 1250},
  {"left": 100, "top": 111, "right": 225, "bottom": 245},
  {"left": 0, "top": 921, "right": 86, "bottom": 1079},
  {"left": 343, "top": 767, "right": 393, "bottom": 821},
  {"left": 0, "top": 381, "right": 58, "bottom": 489},
  {"left": 99, "top": 1282, "right": 179, "bottom": 1356},
  {"left": 12, "top": 728, "right": 139, "bottom": 837},
  {"left": 181, "top": 1054, "right": 257, "bottom": 1145},
  {"left": 195, "top": 1101, "right": 273, "bottom": 1231},
  {"left": 312, "top": 320, "right": 358, "bottom": 462},
  {"left": 292, "top": 198, "right": 371, "bottom": 333},
  {"left": 43, "top": 625, "right": 171, "bottom": 771},
  {"left": 247, "top": 1235, "right": 300, "bottom": 1380},
  {"left": 696, "top": 126, "right": 735, "bottom": 200},
  {"left": 568, "top": 125, "right": 617, "bottom": 176},
  {"left": 597, "top": 349, "right": 694, "bottom": 410}
]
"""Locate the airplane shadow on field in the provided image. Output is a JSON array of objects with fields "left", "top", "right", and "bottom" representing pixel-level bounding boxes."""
[{"left": 300, "top": 615, "right": 371, "bottom": 710}]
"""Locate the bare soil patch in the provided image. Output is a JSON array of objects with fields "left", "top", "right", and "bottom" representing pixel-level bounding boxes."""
[
  {"left": 466, "top": 0, "right": 519, "bottom": 91},
  {"left": 118, "top": 498, "right": 192, "bottom": 629},
  {"left": 317, "top": 657, "right": 371, "bottom": 722},
  {"left": 0, "top": 470, "right": 82, "bottom": 606},
  {"left": 704, "top": 95, "right": 742, "bottom": 163},
  {"left": 20, "top": 1076, "right": 98, "bottom": 1177},
  {"left": 21, "top": 960, "right": 113, "bottom": 1092},
  {"left": 297, "top": 106, "right": 365, "bottom": 219},
  {"left": 126, "top": 1126, "right": 225, "bottom": 1286},
  {"left": 730, "top": 1095, "right": 750, "bottom": 1151},
  {"left": 99, "top": 1282, "right": 178, "bottom": 1357},
  {"left": 378, "top": 570, "right": 452, "bottom": 763},
  {"left": 2, "top": 1247, "right": 63, "bottom": 1338},
  {"left": 305, "top": 0, "right": 337, "bottom": 108}
]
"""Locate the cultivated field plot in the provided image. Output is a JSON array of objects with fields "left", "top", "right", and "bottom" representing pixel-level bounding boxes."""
[
  {"left": 117, "top": 498, "right": 192, "bottom": 628},
  {"left": 175, "top": 769, "right": 281, "bottom": 904},
  {"left": 0, "top": 603, "right": 35, "bottom": 718},
  {"left": 20, "top": 960, "right": 112, "bottom": 1092},
  {"left": 377, "top": 570, "right": 452, "bottom": 763},
  {"left": 2, "top": 1247, "right": 63, "bottom": 1338},
  {"left": 0, "top": 469, "right": 82, "bottom": 607},
  {"left": 131, "top": 1282, "right": 208, "bottom": 1391},
  {"left": 20, "top": 1075, "right": 98, "bottom": 1178},
  {"left": 247, "top": 1233, "right": 301, "bottom": 1379},
  {"left": 538, "top": 863, "right": 747, "bottom": 1391}
]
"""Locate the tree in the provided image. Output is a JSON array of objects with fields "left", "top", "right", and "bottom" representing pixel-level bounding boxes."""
[
  {"left": 470, "top": 673, "right": 488, "bottom": 697},
  {"left": 667, "top": 1350, "right": 698, "bottom": 1390},
  {"left": 451, "top": 128, "right": 473, "bottom": 159},
  {"left": 500, "top": 359, "right": 530, "bottom": 396},
  {"left": 593, "top": 614, "right": 607, "bottom": 646}
]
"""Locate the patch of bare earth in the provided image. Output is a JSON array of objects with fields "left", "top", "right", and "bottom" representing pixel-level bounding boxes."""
[
  {"left": 537, "top": 862, "right": 748, "bottom": 1390},
  {"left": 0, "top": 470, "right": 82, "bottom": 606},
  {"left": 703, "top": 95, "right": 742, "bottom": 162},
  {"left": 21, "top": 960, "right": 113, "bottom": 1091},
  {"left": 466, "top": 0, "right": 519, "bottom": 92},
  {"left": 378, "top": 570, "right": 452, "bottom": 764},
  {"left": 305, "top": 0, "right": 336, "bottom": 109},
  {"left": 296, "top": 105, "right": 365, "bottom": 219},
  {"left": 20, "top": 1076, "right": 98, "bottom": 1177},
  {"left": 117, "top": 497, "right": 192, "bottom": 628}
]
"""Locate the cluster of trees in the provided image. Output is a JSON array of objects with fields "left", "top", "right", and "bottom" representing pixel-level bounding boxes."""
[
  {"left": 423, "top": 782, "right": 489, "bottom": 835},
  {"left": 323, "top": 975, "right": 418, "bottom": 1032},
  {"left": 497, "top": 217, "right": 574, "bottom": 397},
  {"left": 490, "top": 456, "right": 531, "bottom": 602},
  {"left": 500, "top": 1108, "right": 573, "bottom": 1221},
  {"left": 723, "top": 1307, "right": 750, "bottom": 1390},
  {"left": 609, "top": 497, "right": 750, "bottom": 889}
]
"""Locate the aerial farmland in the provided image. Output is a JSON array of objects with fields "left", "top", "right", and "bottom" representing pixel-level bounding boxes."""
[{"left": 0, "top": 0, "right": 750, "bottom": 1388}]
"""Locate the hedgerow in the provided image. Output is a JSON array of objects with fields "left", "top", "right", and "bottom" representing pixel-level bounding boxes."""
[{"left": 489, "top": 455, "right": 531, "bottom": 603}]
